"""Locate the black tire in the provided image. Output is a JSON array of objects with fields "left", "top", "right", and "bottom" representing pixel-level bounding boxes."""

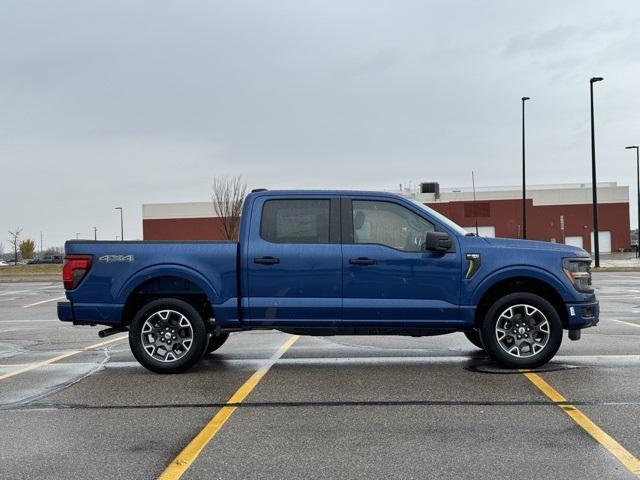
[
  {"left": 129, "top": 298, "right": 208, "bottom": 374},
  {"left": 464, "top": 329, "right": 484, "bottom": 350},
  {"left": 205, "top": 332, "right": 230, "bottom": 354},
  {"left": 480, "top": 292, "right": 562, "bottom": 369}
]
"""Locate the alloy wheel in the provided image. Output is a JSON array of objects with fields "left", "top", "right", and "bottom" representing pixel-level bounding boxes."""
[{"left": 494, "top": 304, "right": 550, "bottom": 358}]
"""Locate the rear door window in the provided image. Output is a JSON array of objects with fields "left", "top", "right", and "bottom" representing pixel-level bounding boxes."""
[{"left": 260, "top": 199, "right": 331, "bottom": 244}]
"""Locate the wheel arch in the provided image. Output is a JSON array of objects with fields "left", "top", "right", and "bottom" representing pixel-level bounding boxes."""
[
  {"left": 473, "top": 275, "right": 568, "bottom": 328},
  {"left": 119, "top": 268, "right": 217, "bottom": 326}
]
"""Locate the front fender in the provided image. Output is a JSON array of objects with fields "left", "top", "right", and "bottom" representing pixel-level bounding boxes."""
[
  {"left": 117, "top": 264, "right": 220, "bottom": 305},
  {"left": 469, "top": 265, "right": 573, "bottom": 304}
]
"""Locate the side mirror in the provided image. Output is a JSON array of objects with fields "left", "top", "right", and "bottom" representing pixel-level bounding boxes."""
[{"left": 424, "top": 231, "right": 452, "bottom": 252}]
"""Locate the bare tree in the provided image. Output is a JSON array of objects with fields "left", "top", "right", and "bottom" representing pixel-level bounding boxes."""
[
  {"left": 8, "top": 228, "right": 23, "bottom": 264},
  {"left": 44, "top": 246, "right": 64, "bottom": 256},
  {"left": 212, "top": 176, "right": 247, "bottom": 240}
]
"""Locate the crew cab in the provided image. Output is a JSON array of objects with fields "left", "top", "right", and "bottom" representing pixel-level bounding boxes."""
[{"left": 58, "top": 190, "right": 599, "bottom": 373}]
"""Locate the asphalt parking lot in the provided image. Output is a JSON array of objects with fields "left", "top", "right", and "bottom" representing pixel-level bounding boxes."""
[{"left": 1, "top": 272, "right": 639, "bottom": 479}]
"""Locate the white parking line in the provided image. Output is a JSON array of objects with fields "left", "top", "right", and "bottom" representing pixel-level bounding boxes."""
[
  {"left": 612, "top": 319, "right": 640, "bottom": 329},
  {"left": 22, "top": 296, "right": 66, "bottom": 308},
  {"left": 0, "top": 327, "right": 36, "bottom": 334},
  {"left": 0, "top": 320, "right": 60, "bottom": 323},
  {"left": 0, "top": 290, "right": 31, "bottom": 296}
]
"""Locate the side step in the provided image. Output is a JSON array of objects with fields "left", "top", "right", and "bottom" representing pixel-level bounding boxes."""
[{"left": 98, "top": 326, "right": 129, "bottom": 338}]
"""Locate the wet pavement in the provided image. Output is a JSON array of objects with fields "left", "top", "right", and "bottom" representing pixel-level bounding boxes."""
[{"left": 0, "top": 273, "right": 639, "bottom": 479}]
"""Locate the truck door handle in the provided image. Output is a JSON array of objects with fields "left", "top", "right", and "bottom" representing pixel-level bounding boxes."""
[
  {"left": 254, "top": 256, "right": 280, "bottom": 265},
  {"left": 349, "top": 257, "right": 376, "bottom": 266}
]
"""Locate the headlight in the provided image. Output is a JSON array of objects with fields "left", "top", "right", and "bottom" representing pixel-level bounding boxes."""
[{"left": 563, "top": 258, "right": 593, "bottom": 292}]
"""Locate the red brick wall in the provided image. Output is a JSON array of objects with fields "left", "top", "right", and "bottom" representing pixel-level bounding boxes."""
[
  {"left": 427, "top": 199, "right": 631, "bottom": 252},
  {"left": 143, "top": 200, "right": 631, "bottom": 252},
  {"left": 143, "top": 217, "right": 230, "bottom": 241}
]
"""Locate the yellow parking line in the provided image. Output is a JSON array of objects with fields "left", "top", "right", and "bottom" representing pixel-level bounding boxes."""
[
  {"left": 522, "top": 371, "right": 640, "bottom": 477},
  {"left": 0, "top": 335, "right": 127, "bottom": 381},
  {"left": 158, "top": 335, "right": 299, "bottom": 480},
  {"left": 612, "top": 319, "right": 640, "bottom": 329}
]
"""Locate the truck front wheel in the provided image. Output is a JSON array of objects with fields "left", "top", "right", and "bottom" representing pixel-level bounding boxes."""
[
  {"left": 129, "top": 298, "right": 208, "bottom": 374},
  {"left": 480, "top": 292, "right": 562, "bottom": 369}
]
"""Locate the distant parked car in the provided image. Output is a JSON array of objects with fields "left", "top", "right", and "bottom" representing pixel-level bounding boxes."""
[
  {"left": 29, "top": 255, "right": 63, "bottom": 264},
  {"left": 0, "top": 260, "right": 8, "bottom": 267},
  {"left": 6, "top": 259, "right": 25, "bottom": 266}
]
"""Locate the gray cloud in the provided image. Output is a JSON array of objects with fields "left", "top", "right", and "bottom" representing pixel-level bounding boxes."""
[
  {"left": 1, "top": 0, "right": 640, "bottom": 249},
  {"left": 504, "top": 26, "right": 578, "bottom": 56}
]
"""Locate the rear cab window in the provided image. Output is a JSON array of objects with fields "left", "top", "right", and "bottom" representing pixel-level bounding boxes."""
[{"left": 260, "top": 199, "right": 331, "bottom": 244}]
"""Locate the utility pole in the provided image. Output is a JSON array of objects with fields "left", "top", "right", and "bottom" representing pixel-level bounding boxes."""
[
  {"left": 472, "top": 171, "right": 479, "bottom": 236},
  {"left": 625, "top": 146, "right": 640, "bottom": 258},
  {"left": 521, "top": 96, "right": 530, "bottom": 239},
  {"left": 590, "top": 77, "right": 603, "bottom": 267},
  {"left": 40, "top": 231, "right": 43, "bottom": 258},
  {"left": 93, "top": 226, "right": 98, "bottom": 241},
  {"left": 115, "top": 207, "right": 124, "bottom": 241}
]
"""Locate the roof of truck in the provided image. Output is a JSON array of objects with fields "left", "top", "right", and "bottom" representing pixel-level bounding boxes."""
[{"left": 250, "top": 189, "right": 407, "bottom": 198}]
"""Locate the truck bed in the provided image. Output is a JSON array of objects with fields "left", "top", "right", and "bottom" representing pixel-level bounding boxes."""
[{"left": 61, "top": 240, "right": 239, "bottom": 326}]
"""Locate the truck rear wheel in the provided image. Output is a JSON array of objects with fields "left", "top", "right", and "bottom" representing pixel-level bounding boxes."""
[
  {"left": 463, "top": 329, "right": 484, "bottom": 350},
  {"left": 480, "top": 292, "right": 562, "bottom": 369},
  {"left": 206, "top": 332, "right": 230, "bottom": 354},
  {"left": 129, "top": 298, "right": 208, "bottom": 374}
]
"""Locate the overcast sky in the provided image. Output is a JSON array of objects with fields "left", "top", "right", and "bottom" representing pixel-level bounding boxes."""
[{"left": 2, "top": 0, "right": 640, "bottom": 249}]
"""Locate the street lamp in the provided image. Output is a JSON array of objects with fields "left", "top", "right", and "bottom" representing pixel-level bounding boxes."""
[
  {"left": 115, "top": 207, "right": 123, "bottom": 241},
  {"left": 590, "top": 77, "right": 603, "bottom": 267},
  {"left": 626, "top": 145, "right": 640, "bottom": 257},
  {"left": 93, "top": 226, "right": 98, "bottom": 241},
  {"left": 522, "top": 96, "right": 530, "bottom": 239}
]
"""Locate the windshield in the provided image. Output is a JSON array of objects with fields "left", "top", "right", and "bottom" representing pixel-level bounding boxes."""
[{"left": 409, "top": 199, "right": 468, "bottom": 236}]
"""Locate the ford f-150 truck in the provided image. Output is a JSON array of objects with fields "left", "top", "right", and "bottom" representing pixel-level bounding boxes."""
[{"left": 58, "top": 190, "right": 599, "bottom": 373}]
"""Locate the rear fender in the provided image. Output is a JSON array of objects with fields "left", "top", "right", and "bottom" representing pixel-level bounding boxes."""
[{"left": 117, "top": 264, "right": 220, "bottom": 305}]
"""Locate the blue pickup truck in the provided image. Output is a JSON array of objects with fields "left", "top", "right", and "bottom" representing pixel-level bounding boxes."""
[{"left": 58, "top": 190, "right": 598, "bottom": 373}]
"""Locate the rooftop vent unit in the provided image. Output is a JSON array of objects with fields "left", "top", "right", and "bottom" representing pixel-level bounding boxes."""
[{"left": 420, "top": 182, "right": 440, "bottom": 194}]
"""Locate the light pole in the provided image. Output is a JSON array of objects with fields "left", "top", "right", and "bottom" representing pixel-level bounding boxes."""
[
  {"left": 471, "top": 170, "right": 478, "bottom": 236},
  {"left": 93, "top": 226, "right": 98, "bottom": 241},
  {"left": 590, "top": 77, "right": 603, "bottom": 267},
  {"left": 626, "top": 145, "right": 640, "bottom": 257},
  {"left": 115, "top": 207, "right": 123, "bottom": 241},
  {"left": 76, "top": 232, "right": 81, "bottom": 239},
  {"left": 522, "top": 96, "right": 530, "bottom": 239}
]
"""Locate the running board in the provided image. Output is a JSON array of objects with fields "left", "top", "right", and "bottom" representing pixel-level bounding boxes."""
[{"left": 98, "top": 326, "right": 129, "bottom": 338}]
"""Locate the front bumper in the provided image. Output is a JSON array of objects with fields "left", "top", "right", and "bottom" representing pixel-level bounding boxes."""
[{"left": 565, "top": 300, "right": 599, "bottom": 329}]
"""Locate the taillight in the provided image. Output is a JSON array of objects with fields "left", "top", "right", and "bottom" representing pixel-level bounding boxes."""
[{"left": 63, "top": 254, "right": 93, "bottom": 290}]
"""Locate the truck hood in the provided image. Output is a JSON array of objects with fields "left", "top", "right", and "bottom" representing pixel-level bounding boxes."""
[{"left": 481, "top": 237, "right": 589, "bottom": 257}]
